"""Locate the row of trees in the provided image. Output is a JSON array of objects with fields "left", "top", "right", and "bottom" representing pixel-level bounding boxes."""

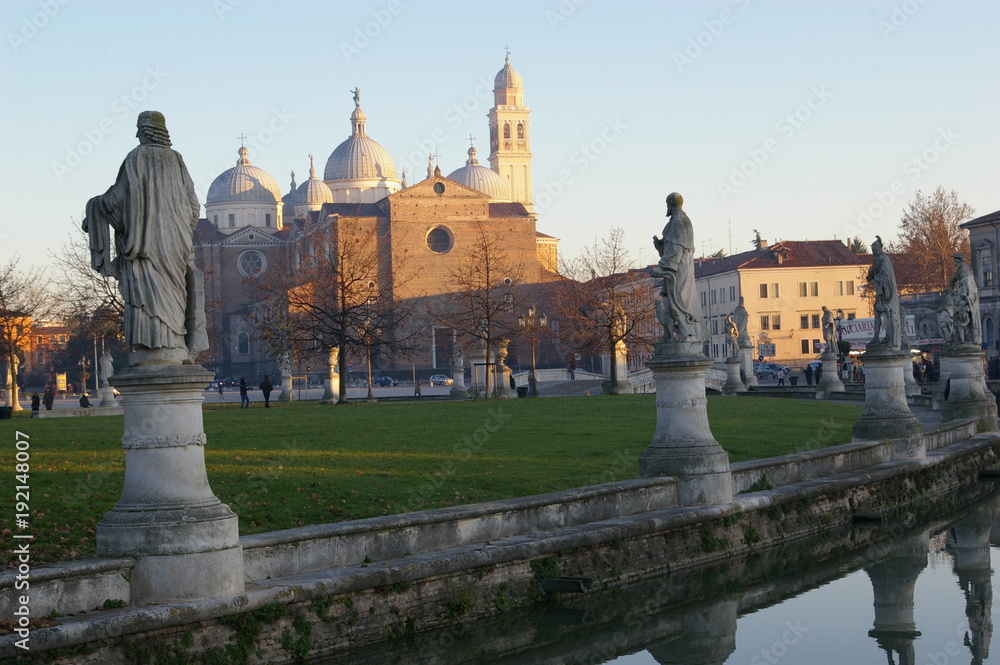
[{"left": 0, "top": 186, "right": 979, "bottom": 401}]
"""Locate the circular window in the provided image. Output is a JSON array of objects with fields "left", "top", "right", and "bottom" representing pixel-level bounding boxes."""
[
  {"left": 433, "top": 182, "right": 445, "bottom": 194},
  {"left": 426, "top": 226, "right": 453, "bottom": 254},
  {"left": 248, "top": 233, "right": 256, "bottom": 240},
  {"left": 238, "top": 250, "right": 267, "bottom": 277}
]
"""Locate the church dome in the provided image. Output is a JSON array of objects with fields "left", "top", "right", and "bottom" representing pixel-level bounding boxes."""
[
  {"left": 207, "top": 147, "right": 282, "bottom": 204},
  {"left": 494, "top": 55, "right": 523, "bottom": 90},
  {"left": 296, "top": 155, "right": 334, "bottom": 205},
  {"left": 324, "top": 97, "right": 397, "bottom": 181},
  {"left": 447, "top": 147, "right": 511, "bottom": 202}
]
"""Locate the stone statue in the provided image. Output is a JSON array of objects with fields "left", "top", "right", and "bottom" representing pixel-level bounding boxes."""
[
  {"left": 866, "top": 236, "right": 901, "bottom": 348},
  {"left": 99, "top": 351, "right": 114, "bottom": 382},
  {"left": 451, "top": 344, "right": 464, "bottom": 370},
  {"left": 949, "top": 253, "right": 981, "bottom": 345},
  {"left": 725, "top": 314, "right": 739, "bottom": 357},
  {"left": 898, "top": 303, "right": 911, "bottom": 352},
  {"left": 652, "top": 193, "right": 707, "bottom": 345},
  {"left": 732, "top": 296, "right": 751, "bottom": 348},
  {"left": 352, "top": 86, "right": 361, "bottom": 108},
  {"left": 821, "top": 306, "right": 838, "bottom": 354},
  {"left": 937, "top": 287, "right": 956, "bottom": 343},
  {"left": 82, "top": 111, "right": 208, "bottom": 364},
  {"left": 278, "top": 351, "right": 292, "bottom": 377}
]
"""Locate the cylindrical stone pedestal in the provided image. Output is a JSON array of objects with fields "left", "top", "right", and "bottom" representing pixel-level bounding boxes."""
[
  {"left": 646, "top": 598, "right": 738, "bottom": 665},
  {"left": 97, "top": 363, "right": 243, "bottom": 604},
  {"left": 740, "top": 347, "right": 757, "bottom": 388},
  {"left": 320, "top": 348, "right": 341, "bottom": 404},
  {"left": 932, "top": 355, "right": 953, "bottom": 412},
  {"left": 853, "top": 344, "right": 924, "bottom": 459},
  {"left": 99, "top": 379, "right": 119, "bottom": 408},
  {"left": 721, "top": 356, "right": 746, "bottom": 395},
  {"left": 865, "top": 531, "right": 928, "bottom": 663},
  {"left": 903, "top": 358, "right": 921, "bottom": 397},
  {"left": 815, "top": 352, "right": 845, "bottom": 399},
  {"left": 941, "top": 343, "right": 998, "bottom": 432},
  {"left": 639, "top": 345, "right": 732, "bottom": 506},
  {"left": 450, "top": 363, "right": 467, "bottom": 397},
  {"left": 470, "top": 346, "right": 488, "bottom": 397},
  {"left": 276, "top": 373, "right": 293, "bottom": 402}
]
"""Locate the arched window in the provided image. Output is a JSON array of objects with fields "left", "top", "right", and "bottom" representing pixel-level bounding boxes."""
[
  {"left": 977, "top": 242, "right": 993, "bottom": 287},
  {"left": 517, "top": 122, "right": 524, "bottom": 139},
  {"left": 237, "top": 332, "right": 250, "bottom": 355},
  {"left": 985, "top": 317, "right": 995, "bottom": 350},
  {"left": 503, "top": 123, "right": 510, "bottom": 139}
]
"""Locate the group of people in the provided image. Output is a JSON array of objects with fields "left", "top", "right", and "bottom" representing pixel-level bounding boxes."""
[
  {"left": 222, "top": 376, "right": 274, "bottom": 409},
  {"left": 912, "top": 358, "right": 938, "bottom": 383}
]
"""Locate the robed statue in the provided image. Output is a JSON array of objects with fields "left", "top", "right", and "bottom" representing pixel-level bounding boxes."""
[
  {"left": 948, "top": 253, "right": 981, "bottom": 345},
  {"left": 652, "top": 193, "right": 707, "bottom": 345},
  {"left": 732, "top": 296, "right": 752, "bottom": 348},
  {"left": 866, "top": 236, "right": 901, "bottom": 349},
  {"left": 821, "top": 306, "right": 838, "bottom": 354},
  {"left": 82, "top": 111, "right": 208, "bottom": 364}
]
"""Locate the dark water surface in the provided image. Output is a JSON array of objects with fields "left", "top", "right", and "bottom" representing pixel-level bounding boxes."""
[{"left": 316, "top": 490, "right": 1000, "bottom": 665}]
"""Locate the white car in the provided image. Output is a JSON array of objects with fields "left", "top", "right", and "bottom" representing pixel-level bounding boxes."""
[{"left": 428, "top": 374, "right": 454, "bottom": 386}]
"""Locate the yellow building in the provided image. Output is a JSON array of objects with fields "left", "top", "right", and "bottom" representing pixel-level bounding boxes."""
[{"left": 695, "top": 240, "right": 871, "bottom": 366}]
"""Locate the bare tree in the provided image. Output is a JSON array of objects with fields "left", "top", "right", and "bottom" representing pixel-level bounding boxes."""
[
  {"left": 439, "top": 221, "right": 525, "bottom": 398},
  {"left": 49, "top": 231, "right": 124, "bottom": 335},
  {"left": 890, "top": 187, "right": 973, "bottom": 293},
  {"left": 556, "top": 227, "right": 659, "bottom": 394},
  {"left": 0, "top": 257, "right": 54, "bottom": 409},
  {"left": 247, "top": 217, "right": 421, "bottom": 403}
]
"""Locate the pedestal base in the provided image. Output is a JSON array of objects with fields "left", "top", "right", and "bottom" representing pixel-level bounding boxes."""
[
  {"left": 853, "top": 345, "right": 924, "bottom": 459},
  {"left": 639, "top": 348, "right": 732, "bottom": 506},
  {"left": 941, "top": 344, "right": 998, "bottom": 432},
  {"left": 99, "top": 380, "right": 118, "bottom": 408},
  {"left": 815, "top": 352, "right": 845, "bottom": 399},
  {"left": 721, "top": 356, "right": 746, "bottom": 395},
  {"left": 276, "top": 374, "right": 293, "bottom": 402},
  {"left": 740, "top": 347, "right": 757, "bottom": 388},
  {"left": 319, "top": 372, "right": 341, "bottom": 404},
  {"left": 98, "top": 363, "right": 244, "bottom": 603},
  {"left": 450, "top": 367, "right": 467, "bottom": 398}
]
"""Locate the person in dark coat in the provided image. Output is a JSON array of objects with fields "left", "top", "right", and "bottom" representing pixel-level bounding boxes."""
[
  {"left": 43, "top": 385, "right": 55, "bottom": 410},
  {"left": 30, "top": 393, "right": 40, "bottom": 415},
  {"left": 79, "top": 393, "right": 91, "bottom": 408},
  {"left": 804, "top": 364, "right": 814, "bottom": 386},
  {"left": 259, "top": 375, "right": 273, "bottom": 408},
  {"left": 239, "top": 378, "right": 250, "bottom": 409}
]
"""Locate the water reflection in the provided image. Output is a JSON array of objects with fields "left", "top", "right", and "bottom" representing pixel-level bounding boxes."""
[{"left": 313, "top": 490, "right": 1000, "bottom": 665}]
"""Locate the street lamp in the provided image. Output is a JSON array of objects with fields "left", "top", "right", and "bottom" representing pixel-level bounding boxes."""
[
  {"left": 360, "top": 316, "right": 375, "bottom": 403},
  {"left": 518, "top": 304, "right": 547, "bottom": 396}
]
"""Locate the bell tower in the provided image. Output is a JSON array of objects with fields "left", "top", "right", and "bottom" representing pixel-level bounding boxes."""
[{"left": 488, "top": 49, "right": 533, "bottom": 212}]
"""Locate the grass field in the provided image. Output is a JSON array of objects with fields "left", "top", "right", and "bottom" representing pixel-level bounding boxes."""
[{"left": 0, "top": 395, "right": 862, "bottom": 567}]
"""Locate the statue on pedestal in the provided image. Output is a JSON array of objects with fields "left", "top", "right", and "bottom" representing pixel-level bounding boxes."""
[
  {"left": 821, "top": 306, "right": 838, "bottom": 354},
  {"left": 949, "top": 253, "right": 981, "bottom": 345},
  {"left": 937, "top": 287, "right": 956, "bottom": 343},
  {"left": 725, "top": 314, "right": 739, "bottom": 358},
  {"left": 652, "top": 193, "right": 707, "bottom": 345},
  {"left": 866, "top": 236, "right": 901, "bottom": 348},
  {"left": 82, "top": 111, "right": 208, "bottom": 365}
]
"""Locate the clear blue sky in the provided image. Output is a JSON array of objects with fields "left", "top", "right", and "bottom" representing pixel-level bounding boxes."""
[{"left": 2, "top": 0, "right": 998, "bottom": 271}]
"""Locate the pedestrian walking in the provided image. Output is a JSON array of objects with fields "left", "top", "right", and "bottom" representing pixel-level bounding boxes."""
[
  {"left": 414, "top": 379, "right": 422, "bottom": 397},
  {"left": 217, "top": 382, "right": 224, "bottom": 400},
  {"left": 259, "top": 375, "right": 273, "bottom": 408},
  {"left": 239, "top": 378, "right": 250, "bottom": 409},
  {"left": 777, "top": 367, "right": 786, "bottom": 386}
]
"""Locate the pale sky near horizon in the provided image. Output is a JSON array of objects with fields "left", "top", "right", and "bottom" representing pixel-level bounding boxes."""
[{"left": 2, "top": 0, "right": 998, "bottom": 273}]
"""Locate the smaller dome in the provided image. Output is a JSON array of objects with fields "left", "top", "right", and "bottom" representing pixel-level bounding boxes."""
[
  {"left": 494, "top": 55, "right": 523, "bottom": 90},
  {"left": 296, "top": 155, "right": 334, "bottom": 205},
  {"left": 207, "top": 147, "right": 283, "bottom": 205},
  {"left": 447, "top": 147, "right": 511, "bottom": 202}
]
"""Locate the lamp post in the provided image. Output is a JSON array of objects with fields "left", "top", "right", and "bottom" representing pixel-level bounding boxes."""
[
  {"left": 518, "top": 304, "right": 547, "bottom": 396},
  {"left": 361, "top": 316, "right": 374, "bottom": 403},
  {"left": 78, "top": 356, "right": 90, "bottom": 396}
]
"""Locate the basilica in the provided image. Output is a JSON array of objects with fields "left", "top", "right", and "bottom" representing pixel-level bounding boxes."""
[{"left": 194, "top": 55, "right": 561, "bottom": 380}]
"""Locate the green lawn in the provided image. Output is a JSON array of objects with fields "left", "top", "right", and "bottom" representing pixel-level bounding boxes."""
[{"left": 0, "top": 395, "right": 862, "bottom": 567}]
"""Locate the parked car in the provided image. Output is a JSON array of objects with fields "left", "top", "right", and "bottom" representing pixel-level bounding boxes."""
[
  {"left": 373, "top": 376, "right": 398, "bottom": 387},
  {"left": 753, "top": 362, "right": 789, "bottom": 379},
  {"left": 428, "top": 374, "right": 454, "bottom": 386}
]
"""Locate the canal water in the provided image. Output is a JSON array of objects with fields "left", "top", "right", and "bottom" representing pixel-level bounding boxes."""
[{"left": 316, "top": 490, "right": 1000, "bottom": 665}]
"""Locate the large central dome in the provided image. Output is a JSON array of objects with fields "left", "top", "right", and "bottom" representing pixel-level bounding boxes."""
[{"left": 324, "top": 102, "right": 398, "bottom": 181}]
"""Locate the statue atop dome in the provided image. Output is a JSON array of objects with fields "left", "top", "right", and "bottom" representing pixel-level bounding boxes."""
[{"left": 352, "top": 86, "right": 360, "bottom": 108}]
